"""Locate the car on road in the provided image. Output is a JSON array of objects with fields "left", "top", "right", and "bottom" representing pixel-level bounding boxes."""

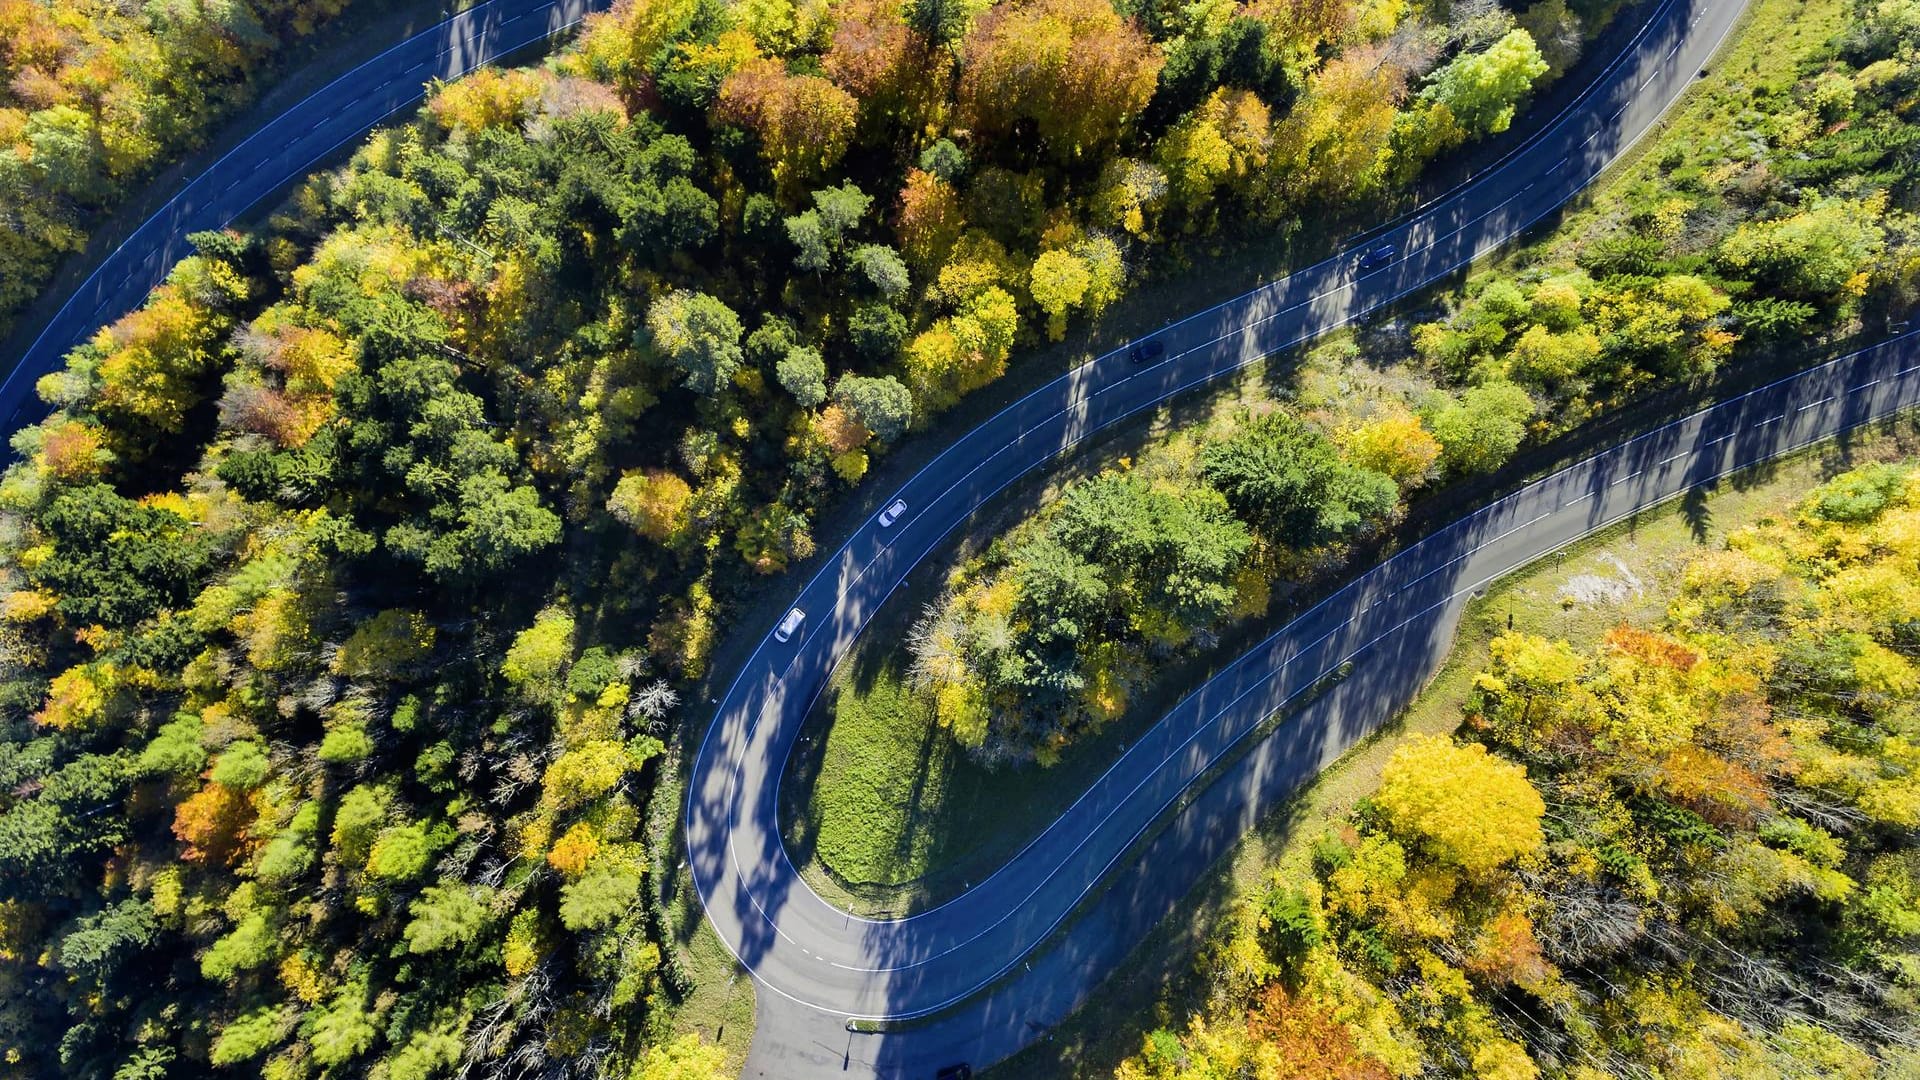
[
  {"left": 879, "top": 499, "right": 908, "bottom": 527},
  {"left": 1357, "top": 243, "right": 1397, "bottom": 271},
  {"left": 774, "top": 607, "right": 806, "bottom": 643},
  {"left": 1127, "top": 339, "right": 1167, "bottom": 364}
]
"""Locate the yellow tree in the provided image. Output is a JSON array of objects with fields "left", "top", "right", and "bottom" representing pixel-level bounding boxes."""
[
  {"left": 957, "top": 0, "right": 1162, "bottom": 162},
  {"left": 1374, "top": 733, "right": 1544, "bottom": 874}
]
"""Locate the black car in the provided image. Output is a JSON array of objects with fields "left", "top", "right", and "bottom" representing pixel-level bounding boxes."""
[
  {"left": 935, "top": 1066, "right": 973, "bottom": 1080},
  {"left": 1357, "top": 243, "right": 1398, "bottom": 271},
  {"left": 1127, "top": 339, "right": 1167, "bottom": 364}
]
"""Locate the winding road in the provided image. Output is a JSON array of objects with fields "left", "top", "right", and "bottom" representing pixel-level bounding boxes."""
[
  {"left": 6, "top": 0, "right": 1883, "bottom": 1072},
  {"left": 0, "top": 0, "right": 611, "bottom": 431},
  {"left": 678, "top": 0, "right": 1841, "bottom": 1074}
]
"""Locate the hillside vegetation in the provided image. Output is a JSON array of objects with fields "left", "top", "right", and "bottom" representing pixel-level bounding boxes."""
[
  {"left": 825, "top": 0, "right": 1920, "bottom": 785},
  {"left": 0, "top": 0, "right": 1608, "bottom": 1072},
  {"left": 1114, "top": 458, "right": 1920, "bottom": 1079},
  {"left": 0, "top": 0, "right": 360, "bottom": 337}
]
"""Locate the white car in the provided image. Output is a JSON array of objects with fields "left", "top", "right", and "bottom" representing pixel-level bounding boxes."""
[
  {"left": 774, "top": 607, "right": 806, "bottom": 643},
  {"left": 878, "top": 499, "right": 907, "bottom": 528}
]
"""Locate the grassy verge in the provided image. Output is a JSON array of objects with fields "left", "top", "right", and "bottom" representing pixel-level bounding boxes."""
[
  {"left": 990, "top": 411, "right": 1920, "bottom": 1077},
  {"left": 652, "top": 746, "right": 757, "bottom": 1067}
]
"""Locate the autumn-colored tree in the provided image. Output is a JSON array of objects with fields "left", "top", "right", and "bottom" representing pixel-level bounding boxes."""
[
  {"left": 957, "top": 0, "right": 1163, "bottom": 161},
  {"left": 36, "top": 419, "right": 106, "bottom": 481},
  {"left": 1029, "top": 248, "right": 1092, "bottom": 339},
  {"left": 896, "top": 168, "right": 966, "bottom": 273},
  {"left": 172, "top": 782, "right": 257, "bottom": 865},
  {"left": 1266, "top": 52, "right": 1403, "bottom": 211},
  {"left": 1374, "top": 733, "right": 1544, "bottom": 873},
  {"left": 824, "top": 0, "right": 949, "bottom": 137},
  {"left": 609, "top": 468, "right": 695, "bottom": 543},
  {"left": 715, "top": 58, "right": 858, "bottom": 188},
  {"left": 631, "top": 1033, "right": 731, "bottom": 1080},
  {"left": 1341, "top": 406, "right": 1441, "bottom": 487},
  {"left": 1155, "top": 88, "right": 1272, "bottom": 215},
  {"left": 1243, "top": 984, "right": 1395, "bottom": 1079},
  {"left": 428, "top": 67, "right": 547, "bottom": 135}
]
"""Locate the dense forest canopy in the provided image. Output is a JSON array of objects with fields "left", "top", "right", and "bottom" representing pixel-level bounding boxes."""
[
  {"left": 1118, "top": 459, "right": 1920, "bottom": 1079},
  {"left": 7, "top": 0, "right": 1918, "bottom": 1070},
  {"left": 0, "top": 0, "right": 1578, "bottom": 1071},
  {"left": 884, "top": 0, "right": 1920, "bottom": 767},
  {"left": 0, "top": 0, "right": 357, "bottom": 338}
]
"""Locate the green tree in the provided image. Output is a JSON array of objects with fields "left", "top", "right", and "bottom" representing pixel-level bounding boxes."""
[
  {"left": 209, "top": 741, "right": 271, "bottom": 790},
  {"left": 559, "top": 859, "right": 643, "bottom": 930},
  {"left": 1050, "top": 472, "right": 1252, "bottom": 632},
  {"left": 851, "top": 244, "right": 911, "bottom": 299},
  {"left": 776, "top": 346, "right": 830, "bottom": 407},
  {"left": 848, "top": 303, "right": 909, "bottom": 362},
  {"left": 1716, "top": 198, "right": 1886, "bottom": 301},
  {"left": 1419, "top": 29, "right": 1549, "bottom": 137},
  {"left": 404, "top": 884, "right": 492, "bottom": 953},
  {"left": 1424, "top": 382, "right": 1536, "bottom": 474},
  {"left": 646, "top": 291, "right": 745, "bottom": 394},
  {"left": 832, "top": 374, "right": 914, "bottom": 441},
  {"left": 30, "top": 484, "right": 216, "bottom": 629},
  {"left": 1199, "top": 413, "right": 1399, "bottom": 547}
]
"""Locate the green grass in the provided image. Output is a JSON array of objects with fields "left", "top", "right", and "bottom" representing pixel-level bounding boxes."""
[
  {"left": 789, "top": 656, "right": 1155, "bottom": 909},
  {"left": 666, "top": 918, "right": 757, "bottom": 1064},
  {"left": 991, "top": 413, "right": 1920, "bottom": 1077},
  {"left": 803, "top": 669, "right": 949, "bottom": 888}
]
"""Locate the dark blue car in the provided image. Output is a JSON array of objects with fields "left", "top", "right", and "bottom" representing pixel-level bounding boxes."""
[
  {"left": 1357, "top": 244, "right": 1398, "bottom": 272},
  {"left": 1127, "top": 339, "right": 1167, "bottom": 364}
]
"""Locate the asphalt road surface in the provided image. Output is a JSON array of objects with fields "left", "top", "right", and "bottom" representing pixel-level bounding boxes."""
[
  {"left": 0, "top": 0, "right": 610, "bottom": 432},
  {"left": 682, "top": 0, "right": 1794, "bottom": 1074}
]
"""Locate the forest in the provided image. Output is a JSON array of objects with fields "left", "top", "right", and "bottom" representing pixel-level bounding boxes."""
[
  {"left": 889, "top": 0, "right": 1920, "bottom": 766},
  {"left": 1117, "top": 458, "right": 1920, "bottom": 1078},
  {"left": 0, "top": 0, "right": 357, "bottom": 338},
  {"left": 0, "top": 0, "right": 1594, "bottom": 1071},
  {"left": 4, "top": 0, "right": 1916, "bottom": 1068}
]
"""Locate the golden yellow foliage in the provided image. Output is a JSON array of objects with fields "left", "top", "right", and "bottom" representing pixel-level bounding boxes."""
[{"left": 1375, "top": 734, "right": 1544, "bottom": 874}]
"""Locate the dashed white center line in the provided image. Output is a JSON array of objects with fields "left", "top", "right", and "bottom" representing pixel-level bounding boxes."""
[
  {"left": 1706, "top": 432, "right": 1735, "bottom": 445},
  {"left": 1567, "top": 492, "right": 1594, "bottom": 505},
  {"left": 1797, "top": 396, "right": 1833, "bottom": 412},
  {"left": 1851, "top": 380, "right": 1881, "bottom": 393},
  {"left": 1755, "top": 414, "right": 1784, "bottom": 427},
  {"left": 1658, "top": 452, "right": 1686, "bottom": 466},
  {"left": 1611, "top": 471, "right": 1642, "bottom": 487},
  {"left": 1898, "top": 363, "right": 1920, "bottom": 378}
]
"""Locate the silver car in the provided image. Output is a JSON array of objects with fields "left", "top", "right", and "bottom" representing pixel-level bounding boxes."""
[
  {"left": 775, "top": 607, "right": 806, "bottom": 643},
  {"left": 878, "top": 499, "right": 907, "bottom": 527}
]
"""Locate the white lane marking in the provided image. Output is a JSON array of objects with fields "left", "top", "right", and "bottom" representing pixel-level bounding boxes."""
[
  {"left": 1611, "top": 470, "right": 1642, "bottom": 486},
  {"left": 1851, "top": 380, "right": 1881, "bottom": 393},
  {"left": 1797, "top": 395, "right": 1833, "bottom": 411},
  {"left": 1658, "top": 452, "right": 1686, "bottom": 466},
  {"left": 1755, "top": 414, "right": 1784, "bottom": 426},
  {"left": 1706, "top": 432, "right": 1735, "bottom": 445}
]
